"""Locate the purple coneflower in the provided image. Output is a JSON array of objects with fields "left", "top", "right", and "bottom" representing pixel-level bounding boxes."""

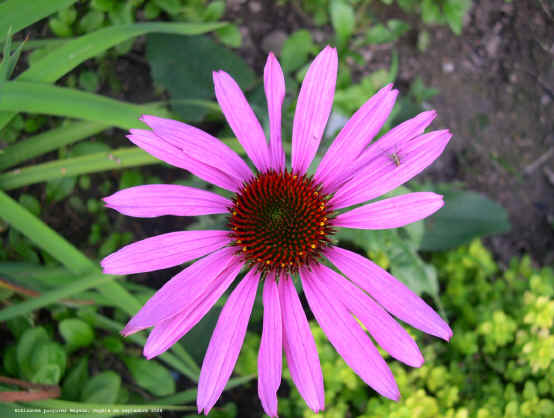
[{"left": 101, "top": 46, "right": 452, "bottom": 416}]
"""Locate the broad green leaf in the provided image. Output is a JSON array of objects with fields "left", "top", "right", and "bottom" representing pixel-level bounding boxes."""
[
  {"left": 215, "top": 24, "right": 242, "bottom": 48},
  {"left": 330, "top": 0, "right": 355, "bottom": 50},
  {"left": 20, "top": 22, "right": 226, "bottom": 84},
  {"left": 146, "top": 34, "right": 255, "bottom": 122},
  {"left": 59, "top": 318, "right": 95, "bottom": 351},
  {"left": 0, "top": 121, "right": 108, "bottom": 171},
  {"left": 81, "top": 371, "right": 121, "bottom": 404},
  {"left": 0, "top": 0, "right": 77, "bottom": 42},
  {"left": 16, "top": 327, "right": 50, "bottom": 380},
  {"left": 62, "top": 357, "right": 88, "bottom": 401},
  {"left": 30, "top": 341, "right": 67, "bottom": 384},
  {"left": 123, "top": 356, "right": 176, "bottom": 396},
  {"left": 0, "top": 81, "right": 169, "bottom": 130},
  {"left": 388, "top": 237, "right": 439, "bottom": 298},
  {"left": 30, "top": 364, "right": 62, "bottom": 386},
  {"left": 0, "top": 147, "right": 157, "bottom": 190},
  {"left": 421, "top": 190, "right": 511, "bottom": 251},
  {"left": 280, "top": 30, "right": 315, "bottom": 73}
]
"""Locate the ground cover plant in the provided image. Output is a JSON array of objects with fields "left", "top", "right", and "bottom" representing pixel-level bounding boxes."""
[{"left": 0, "top": 0, "right": 551, "bottom": 417}]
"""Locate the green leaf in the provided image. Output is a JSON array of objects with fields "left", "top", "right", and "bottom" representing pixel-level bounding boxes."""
[
  {"left": 31, "top": 364, "right": 62, "bottom": 385},
  {"left": 30, "top": 342, "right": 67, "bottom": 384},
  {"left": 16, "top": 327, "right": 50, "bottom": 380},
  {"left": 330, "top": 0, "right": 355, "bottom": 50},
  {"left": 0, "top": 270, "right": 116, "bottom": 322},
  {"left": 100, "top": 336, "right": 124, "bottom": 353},
  {"left": 59, "top": 318, "right": 95, "bottom": 351},
  {"left": 92, "top": 312, "right": 200, "bottom": 382},
  {"left": 123, "top": 356, "right": 176, "bottom": 396},
  {"left": 388, "top": 237, "right": 439, "bottom": 298},
  {"left": 146, "top": 34, "right": 255, "bottom": 122},
  {"left": 0, "top": 189, "right": 141, "bottom": 320},
  {"left": 0, "top": 121, "right": 108, "bottom": 171},
  {"left": 0, "top": 28, "right": 26, "bottom": 84},
  {"left": 78, "top": 10, "right": 105, "bottom": 34},
  {"left": 0, "top": 81, "right": 169, "bottom": 130},
  {"left": 443, "top": 0, "right": 471, "bottom": 35},
  {"left": 20, "top": 22, "right": 226, "bottom": 84},
  {"left": 421, "top": 0, "right": 442, "bottom": 23},
  {"left": 62, "top": 357, "right": 88, "bottom": 400},
  {"left": 45, "top": 177, "right": 76, "bottom": 203},
  {"left": 81, "top": 371, "right": 121, "bottom": 404},
  {"left": 280, "top": 30, "right": 315, "bottom": 73},
  {"left": 0, "top": 147, "right": 157, "bottom": 190},
  {"left": 0, "top": 0, "right": 78, "bottom": 42},
  {"left": 215, "top": 24, "right": 242, "bottom": 48},
  {"left": 3, "top": 345, "right": 18, "bottom": 376},
  {"left": 0, "top": 21, "right": 224, "bottom": 131},
  {"left": 421, "top": 190, "right": 511, "bottom": 251},
  {"left": 78, "top": 70, "right": 100, "bottom": 92},
  {"left": 18, "top": 194, "right": 40, "bottom": 217}
]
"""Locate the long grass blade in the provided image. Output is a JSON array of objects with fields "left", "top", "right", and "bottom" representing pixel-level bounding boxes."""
[
  {"left": 0, "top": 147, "right": 156, "bottom": 190},
  {"left": 0, "top": 190, "right": 141, "bottom": 315},
  {"left": 0, "top": 121, "right": 108, "bottom": 171},
  {"left": 0, "top": 271, "right": 113, "bottom": 321},
  {"left": 0, "top": 0, "right": 77, "bottom": 42},
  {"left": 20, "top": 22, "right": 227, "bottom": 84},
  {"left": 0, "top": 82, "right": 169, "bottom": 130}
]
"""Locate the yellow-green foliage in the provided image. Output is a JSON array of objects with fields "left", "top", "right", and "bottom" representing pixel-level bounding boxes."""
[{"left": 237, "top": 240, "right": 554, "bottom": 417}]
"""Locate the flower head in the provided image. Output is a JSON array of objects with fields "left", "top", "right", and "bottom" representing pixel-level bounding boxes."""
[{"left": 101, "top": 46, "right": 452, "bottom": 416}]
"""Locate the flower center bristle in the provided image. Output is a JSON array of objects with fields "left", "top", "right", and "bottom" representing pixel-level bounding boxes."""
[{"left": 229, "top": 170, "right": 334, "bottom": 274}]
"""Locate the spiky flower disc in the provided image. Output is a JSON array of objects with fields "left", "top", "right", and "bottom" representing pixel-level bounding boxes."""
[{"left": 229, "top": 170, "right": 334, "bottom": 273}]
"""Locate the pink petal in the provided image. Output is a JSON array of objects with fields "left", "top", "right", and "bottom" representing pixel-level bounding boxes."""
[
  {"left": 197, "top": 269, "right": 260, "bottom": 414},
  {"left": 331, "top": 130, "right": 452, "bottom": 209},
  {"left": 291, "top": 46, "right": 338, "bottom": 176},
  {"left": 213, "top": 70, "right": 270, "bottom": 172},
  {"left": 325, "top": 246, "right": 452, "bottom": 341},
  {"left": 315, "top": 84, "right": 397, "bottom": 192},
  {"left": 334, "top": 192, "right": 444, "bottom": 229},
  {"left": 121, "top": 247, "right": 238, "bottom": 336},
  {"left": 127, "top": 129, "right": 241, "bottom": 192},
  {"left": 279, "top": 275, "right": 324, "bottom": 413},
  {"left": 258, "top": 274, "right": 282, "bottom": 417},
  {"left": 264, "top": 53, "right": 286, "bottom": 172},
  {"left": 311, "top": 263, "right": 423, "bottom": 367},
  {"left": 139, "top": 115, "right": 252, "bottom": 183},
  {"left": 143, "top": 255, "right": 243, "bottom": 359},
  {"left": 300, "top": 265, "right": 400, "bottom": 400},
  {"left": 103, "top": 184, "right": 231, "bottom": 218},
  {"left": 357, "top": 110, "right": 437, "bottom": 168},
  {"left": 101, "top": 230, "right": 230, "bottom": 275}
]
